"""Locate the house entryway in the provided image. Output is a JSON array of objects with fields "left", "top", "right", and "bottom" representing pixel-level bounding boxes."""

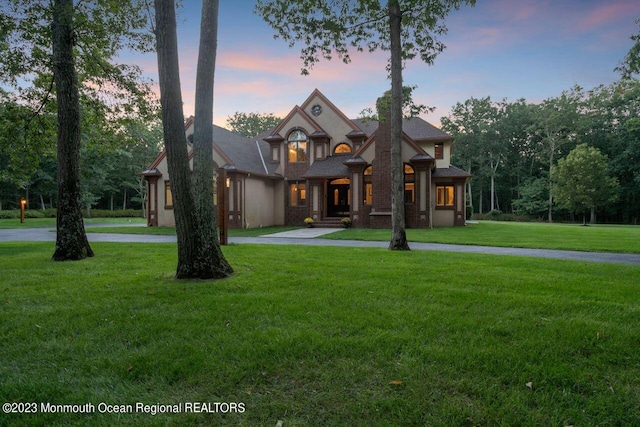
[{"left": 327, "top": 178, "right": 350, "bottom": 217}]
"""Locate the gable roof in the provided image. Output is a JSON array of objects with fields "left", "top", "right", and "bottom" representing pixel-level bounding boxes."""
[
  {"left": 303, "top": 154, "right": 351, "bottom": 178},
  {"left": 432, "top": 165, "right": 472, "bottom": 178},
  {"left": 300, "top": 88, "right": 361, "bottom": 133},
  {"left": 144, "top": 122, "right": 278, "bottom": 178},
  {"left": 211, "top": 125, "right": 277, "bottom": 176},
  {"left": 351, "top": 116, "right": 453, "bottom": 142},
  {"left": 270, "top": 105, "right": 322, "bottom": 137}
]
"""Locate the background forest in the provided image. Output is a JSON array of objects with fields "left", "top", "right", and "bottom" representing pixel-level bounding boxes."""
[
  {"left": 443, "top": 79, "right": 640, "bottom": 224},
  {"left": 0, "top": 94, "right": 163, "bottom": 217}
]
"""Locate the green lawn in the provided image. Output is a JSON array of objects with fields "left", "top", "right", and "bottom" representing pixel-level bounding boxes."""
[
  {"left": 0, "top": 217, "right": 145, "bottom": 229},
  {"left": 84, "top": 225, "right": 300, "bottom": 237},
  {"left": 1, "top": 242, "right": 639, "bottom": 426},
  {"left": 5, "top": 218, "right": 638, "bottom": 253},
  {"left": 329, "top": 221, "right": 640, "bottom": 253}
]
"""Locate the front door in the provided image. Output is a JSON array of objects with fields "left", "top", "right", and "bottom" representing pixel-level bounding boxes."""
[{"left": 327, "top": 178, "right": 350, "bottom": 217}]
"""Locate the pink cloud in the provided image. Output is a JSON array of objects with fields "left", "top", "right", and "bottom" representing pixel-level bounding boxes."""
[{"left": 575, "top": 2, "right": 639, "bottom": 33}]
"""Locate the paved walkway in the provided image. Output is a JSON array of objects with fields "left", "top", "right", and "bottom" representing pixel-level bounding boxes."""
[{"left": 1, "top": 226, "right": 639, "bottom": 266}]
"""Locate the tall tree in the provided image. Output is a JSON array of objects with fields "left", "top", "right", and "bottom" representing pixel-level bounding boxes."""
[
  {"left": 532, "top": 86, "right": 584, "bottom": 222},
  {"left": 1, "top": 0, "right": 155, "bottom": 260},
  {"left": 192, "top": 0, "right": 233, "bottom": 278},
  {"left": 51, "top": 0, "right": 93, "bottom": 260},
  {"left": 154, "top": 0, "right": 232, "bottom": 279},
  {"left": 583, "top": 79, "right": 640, "bottom": 223},
  {"left": 552, "top": 143, "right": 619, "bottom": 224},
  {"left": 442, "top": 96, "right": 501, "bottom": 213},
  {"left": 255, "top": 0, "right": 475, "bottom": 250},
  {"left": 226, "top": 112, "right": 282, "bottom": 138}
]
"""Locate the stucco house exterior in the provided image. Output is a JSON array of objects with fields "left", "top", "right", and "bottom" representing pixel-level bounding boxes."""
[{"left": 141, "top": 89, "right": 471, "bottom": 229}]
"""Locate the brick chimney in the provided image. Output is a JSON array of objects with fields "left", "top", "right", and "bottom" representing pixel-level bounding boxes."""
[{"left": 370, "top": 96, "right": 392, "bottom": 226}]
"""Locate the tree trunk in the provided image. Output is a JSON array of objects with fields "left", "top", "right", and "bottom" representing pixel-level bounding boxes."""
[
  {"left": 155, "top": 0, "right": 231, "bottom": 279},
  {"left": 387, "top": 1, "right": 409, "bottom": 251},
  {"left": 490, "top": 171, "right": 495, "bottom": 211},
  {"left": 51, "top": 0, "right": 94, "bottom": 261},
  {"left": 191, "top": 0, "right": 232, "bottom": 277},
  {"left": 547, "top": 135, "right": 555, "bottom": 223},
  {"left": 155, "top": 0, "right": 203, "bottom": 278}
]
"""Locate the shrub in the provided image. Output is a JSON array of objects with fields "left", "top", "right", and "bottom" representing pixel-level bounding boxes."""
[
  {"left": 0, "top": 210, "right": 18, "bottom": 219},
  {"left": 24, "top": 210, "right": 45, "bottom": 218},
  {"left": 82, "top": 209, "right": 142, "bottom": 218}
]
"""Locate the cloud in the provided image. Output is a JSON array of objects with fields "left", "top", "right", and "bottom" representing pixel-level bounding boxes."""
[{"left": 575, "top": 2, "right": 639, "bottom": 33}]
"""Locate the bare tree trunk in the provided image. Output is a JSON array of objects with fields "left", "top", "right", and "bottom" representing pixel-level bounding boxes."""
[
  {"left": 155, "top": 0, "right": 231, "bottom": 279},
  {"left": 192, "top": 0, "right": 232, "bottom": 277},
  {"left": 387, "top": 0, "right": 409, "bottom": 251},
  {"left": 547, "top": 133, "right": 555, "bottom": 223},
  {"left": 51, "top": 0, "right": 94, "bottom": 261},
  {"left": 155, "top": 0, "right": 204, "bottom": 278}
]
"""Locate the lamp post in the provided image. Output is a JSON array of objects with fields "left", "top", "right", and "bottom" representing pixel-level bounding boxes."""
[{"left": 20, "top": 198, "right": 26, "bottom": 223}]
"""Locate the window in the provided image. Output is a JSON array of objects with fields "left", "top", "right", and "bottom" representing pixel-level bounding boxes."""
[
  {"left": 164, "top": 181, "right": 173, "bottom": 208},
  {"left": 404, "top": 164, "right": 415, "bottom": 203},
  {"left": 436, "top": 185, "right": 455, "bottom": 208},
  {"left": 363, "top": 165, "right": 372, "bottom": 205},
  {"left": 287, "top": 130, "right": 308, "bottom": 163},
  {"left": 334, "top": 143, "right": 352, "bottom": 154},
  {"left": 212, "top": 174, "right": 218, "bottom": 205},
  {"left": 435, "top": 143, "right": 444, "bottom": 160},
  {"left": 289, "top": 181, "right": 306, "bottom": 206}
]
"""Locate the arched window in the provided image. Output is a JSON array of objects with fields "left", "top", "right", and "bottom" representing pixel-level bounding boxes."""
[
  {"left": 287, "top": 130, "right": 307, "bottom": 163},
  {"left": 363, "top": 165, "right": 372, "bottom": 205},
  {"left": 404, "top": 164, "right": 415, "bottom": 203},
  {"left": 334, "top": 143, "right": 352, "bottom": 154}
]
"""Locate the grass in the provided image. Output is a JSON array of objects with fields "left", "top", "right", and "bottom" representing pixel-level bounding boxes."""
[
  {"left": 0, "top": 217, "right": 145, "bottom": 229},
  {"left": 330, "top": 221, "right": 640, "bottom": 254},
  {"left": 83, "top": 225, "right": 299, "bottom": 237},
  {"left": 1, "top": 242, "right": 639, "bottom": 426}
]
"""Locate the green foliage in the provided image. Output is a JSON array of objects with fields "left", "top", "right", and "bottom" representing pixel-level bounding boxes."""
[
  {"left": 0, "top": 0, "right": 156, "bottom": 120},
  {"left": 225, "top": 111, "right": 282, "bottom": 138},
  {"left": 616, "top": 18, "right": 640, "bottom": 79},
  {"left": 81, "top": 209, "right": 142, "bottom": 218},
  {"left": 360, "top": 84, "right": 432, "bottom": 121},
  {"left": 0, "top": 95, "right": 57, "bottom": 188},
  {"left": 552, "top": 144, "right": 620, "bottom": 218},
  {"left": 444, "top": 80, "right": 640, "bottom": 223},
  {"left": 512, "top": 178, "right": 549, "bottom": 217},
  {"left": 255, "top": 0, "right": 476, "bottom": 75}
]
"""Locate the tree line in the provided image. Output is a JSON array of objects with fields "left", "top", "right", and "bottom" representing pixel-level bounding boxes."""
[
  {"left": 442, "top": 79, "right": 640, "bottom": 224},
  {"left": 0, "top": 92, "right": 163, "bottom": 216}
]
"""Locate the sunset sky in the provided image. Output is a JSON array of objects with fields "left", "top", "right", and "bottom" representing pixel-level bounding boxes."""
[{"left": 131, "top": 0, "right": 639, "bottom": 128}]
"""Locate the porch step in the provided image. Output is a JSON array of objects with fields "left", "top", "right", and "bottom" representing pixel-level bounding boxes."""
[{"left": 313, "top": 218, "right": 344, "bottom": 228}]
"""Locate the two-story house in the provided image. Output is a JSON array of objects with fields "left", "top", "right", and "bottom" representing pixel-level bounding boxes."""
[{"left": 141, "top": 89, "right": 470, "bottom": 228}]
